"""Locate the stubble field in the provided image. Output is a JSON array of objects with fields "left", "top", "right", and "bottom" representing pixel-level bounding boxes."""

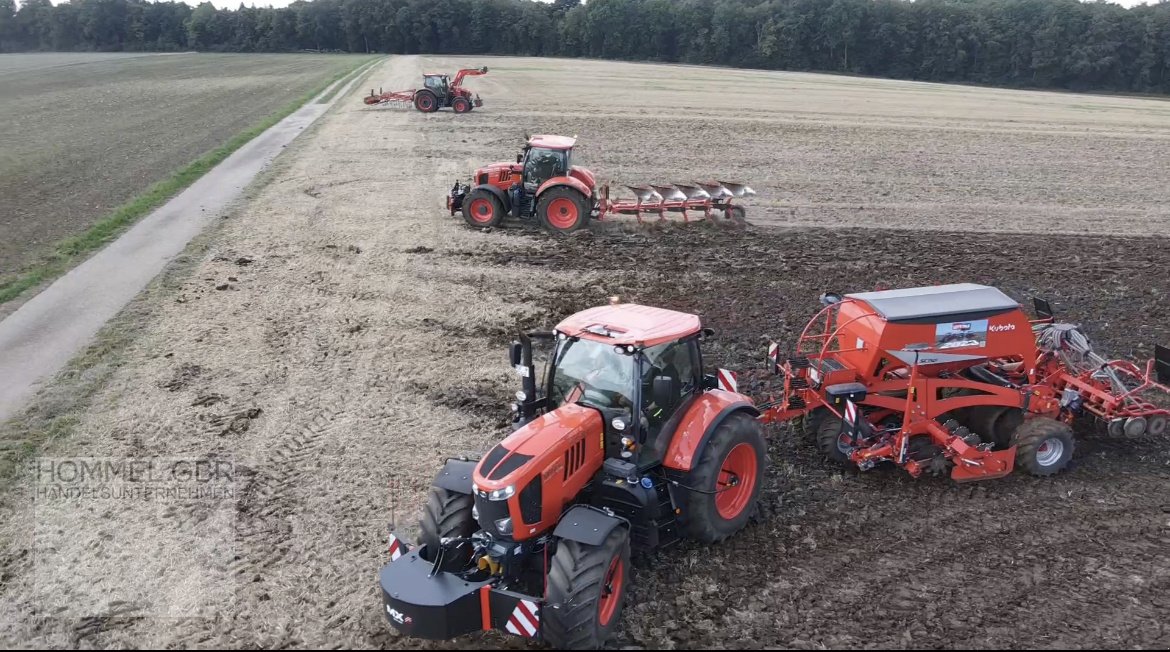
[
  {"left": 0, "top": 52, "right": 371, "bottom": 280},
  {"left": 1, "top": 55, "right": 1169, "bottom": 649}
]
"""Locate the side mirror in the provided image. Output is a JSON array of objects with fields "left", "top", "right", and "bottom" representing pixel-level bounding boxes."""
[
  {"left": 1156, "top": 344, "right": 1170, "bottom": 385},
  {"left": 820, "top": 292, "right": 843, "bottom": 307},
  {"left": 509, "top": 341, "right": 522, "bottom": 367},
  {"left": 699, "top": 327, "right": 715, "bottom": 341},
  {"left": 652, "top": 376, "right": 677, "bottom": 408},
  {"left": 516, "top": 154, "right": 522, "bottom": 164},
  {"left": 1033, "top": 297, "right": 1054, "bottom": 321}
]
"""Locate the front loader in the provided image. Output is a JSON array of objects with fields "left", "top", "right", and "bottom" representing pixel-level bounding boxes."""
[{"left": 379, "top": 303, "right": 766, "bottom": 649}]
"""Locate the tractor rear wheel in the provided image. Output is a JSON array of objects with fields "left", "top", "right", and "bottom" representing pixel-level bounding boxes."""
[
  {"left": 537, "top": 187, "right": 590, "bottom": 234},
  {"left": 452, "top": 97, "right": 471, "bottom": 114},
  {"left": 544, "top": 527, "right": 630, "bottom": 650},
  {"left": 1012, "top": 417, "right": 1075, "bottom": 477},
  {"left": 677, "top": 412, "right": 766, "bottom": 543},
  {"left": 417, "top": 486, "right": 475, "bottom": 558},
  {"left": 461, "top": 188, "right": 505, "bottom": 228},
  {"left": 815, "top": 415, "right": 855, "bottom": 469},
  {"left": 414, "top": 90, "right": 438, "bottom": 113}
]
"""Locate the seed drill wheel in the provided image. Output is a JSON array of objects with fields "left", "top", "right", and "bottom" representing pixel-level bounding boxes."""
[
  {"left": 414, "top": 90, "right": 438, "bottom": 113},
  {"left": 797, "top": 407, "right": 828, "bottom": 442},
  {"left": 815, "top": 415, "right": 855, "bottom": 469},
  {"left": 544, "top": 527, "right": 631, "bottom": 650},
  {"left": 1148, "top": 415, "right": 1169, "bottom": 437},
  {"left": 968, "top": 406, "right": 1024, "bottom": 449},
  {"left": 417, "top": 486, "right": 475, "bottom": 557},
  {"left": 676, "top": 412, "right": 766, "bottom": 543},
  {"left": 537, "top": 187, "right": 590, "bottom": 234},
  {"left": 1012, "top": 417, "right": 1075, "bottom": 477},
  {"left": 452, "top": 97, "right": 471, "bottom": 114},
  {"left": 461, "top": 188, "right": 505, "bottom": 228}
]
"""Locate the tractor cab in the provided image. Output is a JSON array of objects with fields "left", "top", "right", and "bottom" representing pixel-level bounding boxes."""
[
  {"left": 517, "top": 135, "right": 575, "bottom": 192},
  {"left": 422, "top": 73, "right": 450, "bottom": 100}
]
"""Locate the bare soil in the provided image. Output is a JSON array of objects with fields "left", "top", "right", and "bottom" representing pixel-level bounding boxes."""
[
  {"left": 1, "top": 55, "right": 1169, "bottom": 649},
  {"left": 0, "top": 52, "right": 370, "bottom": 277}
]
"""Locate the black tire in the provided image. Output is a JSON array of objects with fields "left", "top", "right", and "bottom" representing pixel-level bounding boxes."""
[
  {"left": 1012, "top": 417, "right": 1075, "bottom": 477},
  {"left": 461, "top": 188, "right": 505, "bottom": 228},
  {"left": 417, "top": 486, "right": 475, "bottom": 557},
  {"left": 452, "top": 97, "right": 471, "bottom": 114},
  {"left": 537, "top": 186, "right": 590, "bottom": 234},
  {"left": 797, "top": 407, "right": 828, "bottom": 441},
  {"left": 815, "top": 415, "right": 855, "bottom": 469},
  {"left": 544, "top": 527, "right": 631, "bottom": 650},
  {"left": 414, "top": 90, "right": 438, "bottom": 113},
  {"left": 968, "top": 406, "right": 1022, "bottom": 449},
  {"left": 676, "top": 412, "right": 766, "bottom": 544}
]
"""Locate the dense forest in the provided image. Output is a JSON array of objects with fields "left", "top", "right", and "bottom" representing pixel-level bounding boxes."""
[{"left": 1, "top": 0, "right": 1169, "bottom": 94}]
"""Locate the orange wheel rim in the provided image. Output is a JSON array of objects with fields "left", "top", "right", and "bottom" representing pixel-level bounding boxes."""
[
  {"left": 598, "top": 556, "right": 623, "bottom": 626},
  {"left": 468, "top": 198, "right": 494, "bottom": 223},
  {"left": 715, "top": 443, "right": 757, "bottom": 520},
  {"left": 546, "top": 197, "right": 579, "bottom": 229}
]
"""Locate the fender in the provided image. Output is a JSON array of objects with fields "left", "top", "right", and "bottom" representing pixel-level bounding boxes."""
[
  {"left": 471, "top": 183, "right": 511, "bottom": 212},
  {"left": 569, "top": 165, "right": 596, "bottom": 192},
  {"left": 663, "top": 390, "right": 760, "bottom": 472},
  {"left": 553, "top": 504, "right": 628, "bottom": 546},
  {"left": 432, "top": 457, "right": 479, "bottom": 494},
  {"left": 536, "top": 175, "right": 592, "bottom": 201}
]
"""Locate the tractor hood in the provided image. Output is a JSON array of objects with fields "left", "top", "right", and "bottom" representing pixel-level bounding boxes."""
[
  {"left": 474, "top": 161, "right": 522, "bottom": 184},
  {"left": 473, "top": 403, "right": 601, "bottom": 492}
]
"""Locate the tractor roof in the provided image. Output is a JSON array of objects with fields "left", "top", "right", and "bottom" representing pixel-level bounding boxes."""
[
  {"left": 527, "top": 135, "right": 576, "bottom": 150},
  {"left": 423, "top": 72, "right": 448, "bottom": 77},
  {"left": 847, "top": 283, "right": 1020, "bottom": 323},
  {"left": 556, "top": 304, "right": 700, "bottom": 347}
]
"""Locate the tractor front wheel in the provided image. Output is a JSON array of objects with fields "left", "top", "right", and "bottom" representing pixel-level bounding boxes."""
[
  {"left": 417, "top": 486, "right": 475, "bottom": 558},
  {"left": 544, "top": 527, "right": 631, "bottom": 650},
  {"left": 677, "top": 412, "right": 766, "bottom": 543},
  {"left": 452, "top": 97, "right": 471, "bottom": 114},
  {"left": 537, "top": 187, "right": 590, "bottom": 234},
  {"left": 815, "top": 415, "right": 855, "bottom": 469},
  {"left": 461, "top": 188, "right": 505, "bottom": 228},
  {"left": 414, "top": 90, "right": 438, "bottom": 113},
  {"left": 1012, "top": 417, "right": 1075, "bottom": 477}
]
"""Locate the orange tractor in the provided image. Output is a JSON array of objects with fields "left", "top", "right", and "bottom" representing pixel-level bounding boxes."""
[
  {"left": 758, "top": 283, "right": 1170, "bottom": 481},
  {"left": 446, "top": 134, "right": 755, "bottom": 233},
  {"left": 364, "top": 66, "right": 488, "bottom": 113},
  {"left": 380, "top": 303, "right": 766, "bottom": 649}
]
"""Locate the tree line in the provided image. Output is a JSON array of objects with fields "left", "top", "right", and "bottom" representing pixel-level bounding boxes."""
[{"left": 1, "top": 0, "right": 1169, "bottom": 94}]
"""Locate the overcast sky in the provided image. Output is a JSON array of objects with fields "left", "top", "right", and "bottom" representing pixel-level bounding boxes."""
[
  {"left": 122, "top": 0, "right": 1163, "bottom": 8},
  {"left": 43, "top": 0, "right": 1158, "bottom": 9}
]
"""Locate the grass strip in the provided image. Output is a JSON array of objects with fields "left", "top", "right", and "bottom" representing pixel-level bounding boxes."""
[
  {"left": 0, "top": 55, "right": 378, "bottom": 306},
  {"left": 317, "top": 57, "right": 379, "bottom": 103}
]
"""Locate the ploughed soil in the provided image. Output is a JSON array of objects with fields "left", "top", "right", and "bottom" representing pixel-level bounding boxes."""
[{"left": 0, "top": 55, "right": 1168, "bottom": 650}]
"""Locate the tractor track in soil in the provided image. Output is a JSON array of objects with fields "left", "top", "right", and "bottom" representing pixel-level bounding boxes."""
[{"left": 2, "top": 55, "right": 1169, "bottom": 650}]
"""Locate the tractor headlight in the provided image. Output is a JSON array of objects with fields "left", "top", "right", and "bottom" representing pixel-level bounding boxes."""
[
  {"left": 494, "top": 517, "right": 513, "bottom": 536},
  {"left": 612, "top": 417, "right": 627, "bottom": 431},
  {"left": 515, "top": 390, "right": 528, "bottom": 402},
  {"left": 487, "top": 485, "right": 515, "bottom": 501}
]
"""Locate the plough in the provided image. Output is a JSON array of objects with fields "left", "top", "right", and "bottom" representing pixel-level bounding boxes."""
[{"left": 447, "top": 134, "right": 755, "bottom": 233}]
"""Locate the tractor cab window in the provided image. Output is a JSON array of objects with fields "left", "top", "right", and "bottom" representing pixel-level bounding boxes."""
[
  {"left": 548, "top": 338, "right": 636, "bottom": 411},
  {"left": 523, "top": 147, "right": 568, "bottom": 192},
  {"left": 638, "top": 339, "right": 699, "bottom": 438},
  {"left": 424, "top": 75, "right": 448, "bottom": 97}
]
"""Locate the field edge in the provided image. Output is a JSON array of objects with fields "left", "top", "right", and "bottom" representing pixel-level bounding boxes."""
[{"left": 0, "top": 55, "right": 378, "bottom": 310}]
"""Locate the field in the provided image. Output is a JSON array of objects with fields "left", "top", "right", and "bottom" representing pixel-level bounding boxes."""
[
  {"left": 0, "top": 52, "right": 371, "bottom": 281},
  {"left": 2, "top": 55, "right": 1170, "bottom": 649}
]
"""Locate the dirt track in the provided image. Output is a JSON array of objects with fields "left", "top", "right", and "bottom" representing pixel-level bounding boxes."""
[{"left": 1, "top": 55, "right": 1169, "bottom": 649}]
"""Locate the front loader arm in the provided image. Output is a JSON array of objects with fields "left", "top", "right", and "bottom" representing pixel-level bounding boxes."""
[{"left": 452, "top": 67, "right": 489, "bottom": 89}]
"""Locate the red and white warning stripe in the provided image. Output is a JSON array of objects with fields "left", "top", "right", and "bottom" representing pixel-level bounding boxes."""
[
  {"left": 843, "top": 399, "right": 859, "bottom": 436},
  {"left": 767, "top": 342, "right": 780, "bottom": 370},
  {"left": 717, "top": 368, "right": 738, "bottom": 393},
  {"left": 504, "top": 599, "right": 539, "bottom": 638},
  {"left": 387, "top": 533, "right": 406, "bottom": 561}
]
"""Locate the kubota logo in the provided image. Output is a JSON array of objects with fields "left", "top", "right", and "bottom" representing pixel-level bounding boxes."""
[
  {"left": 989, "top": 324, "right": 1016, "bottom": 332},
  {"left": 387, "top": 606, "right": 412, "bottom": 625}
]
